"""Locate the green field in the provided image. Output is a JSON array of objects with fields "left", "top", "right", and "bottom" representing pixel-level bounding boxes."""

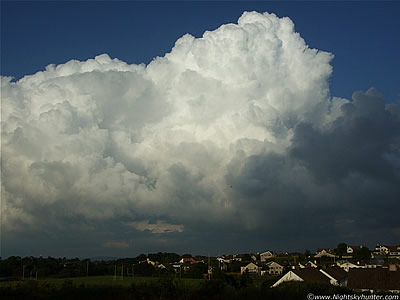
[{"left": 0, "top": 275, "right": 205, "bottom": 289}]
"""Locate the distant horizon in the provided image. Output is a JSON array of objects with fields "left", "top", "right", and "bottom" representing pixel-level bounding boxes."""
[{"left": 1, "top": 241, "right": 392, "bottom": 261}]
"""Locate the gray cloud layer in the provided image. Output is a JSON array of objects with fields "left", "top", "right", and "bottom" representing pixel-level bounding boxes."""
[{"left": 1, "top": 12, "right": 399, "bottom": 257}]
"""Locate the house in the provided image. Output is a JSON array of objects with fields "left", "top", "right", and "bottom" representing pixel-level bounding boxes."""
[
  {"left": 319, "top": 266, "right": 348, "bottom": 286},
  {"left": 260, "top": 251, "right": 276, "bottom": 262},
  {"left": 338, "top": 262, "right": 364, "bottom": 272},
  {"left": 146, "top": 258, "right": 157, "bottom": 266},
  {"left": 373, "top": 245, "right": 400, "bottom": 258},
  {"left": 388, "top": 246, "right": 400, "bottom": 258},
  {"left": 347, "top": 265, "right": 400, "bottom": 293},
  {"left": 271, "top": 268, "right": 330, "bottom": 287},
  {"left": 179, "top": 257, "right": 196, "bottom": 264},
  {"left": 375, "top": 245, "right": 390, "bottom": 255},
  {"left": 217, "top": 256, "right": 231, "bottom": 264},
  {"left": 240, "top": 262, "right": 260, "bottom": 274},
  {"left": 222, "top": 254, "right": 243, "bottom": 262},
  {"left": 347, "top": 245, "right": 363, "bottom": 255},
  {"left": 366, "top": 257, "right": 384, "bottom": 268},
  {"left": 232, "top": 254, "right": 243, "bottom": 262},
  {"left": 193, "top": 256, "right": 206, "bottom": 263},
  {"left": 264, "top": 261, "right": 284, "bottom": 276},
  {"left": 156, "top": 263, "right": 167, "bottom": 269},
  {"left": 315, "top": 248, "right": 336, "bottom": 258},
  {"left": 298, "top": 263, "right": 306, "bottom": 269}
]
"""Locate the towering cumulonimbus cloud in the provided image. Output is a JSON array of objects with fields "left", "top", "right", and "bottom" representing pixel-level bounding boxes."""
[{"left": 1, "top": 11, "right": 399, "bottom": 254}]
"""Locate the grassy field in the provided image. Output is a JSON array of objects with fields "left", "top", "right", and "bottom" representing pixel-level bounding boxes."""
[{"left": 0, "top": 275, "right": 205, "bottom": 289}]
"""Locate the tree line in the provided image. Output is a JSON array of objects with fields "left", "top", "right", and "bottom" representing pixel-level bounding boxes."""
[{"left": 0, "top": 252, "right": 205, "bottom": 279}]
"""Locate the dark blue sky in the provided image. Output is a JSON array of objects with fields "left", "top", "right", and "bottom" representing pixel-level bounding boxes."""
[{"left": 1, "top": 1, "right": 399, "bottom": 103}]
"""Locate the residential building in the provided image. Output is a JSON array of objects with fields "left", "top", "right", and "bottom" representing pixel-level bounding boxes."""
[
  {"left": 315, "top": 248, "right": 336, "bottom": 258},
  {"left": 271, "top": 268, "right": 330, "bottom": 287},
  {"left": 264, "top": 261, "right": 284, "bottom": 276},
  {"left": 347, "top": 266, "right": 400, "bottom": 293},
  {"left": 338, "top": 262, "right": 364, "bottom": 272},
  {"left": 319, "top": 266, "right": 348, "bottom": 286},
  {"left": 347, "top": 245, "right": 362, "bottom": 255},
  {"left": 179, "top": 257, "right": 196, "bottom": 264},
  {"left": 389, "top": 246, "right": 400, "bottom": 258},
  {"left": 375, "top": 245, "right": 390, "bottom": 255},
  {"left": 260, "top": 251, "right": 276, "bottom": 262},
  {"left": 240, "top": 262, "right": 260, "bottom": 274}
]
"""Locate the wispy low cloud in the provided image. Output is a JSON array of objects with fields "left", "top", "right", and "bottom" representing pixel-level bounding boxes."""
[
  {"left": 127, "top": 220, "right": 184, "bottom": 234},
  {"left": 103, "top": 240, "right": 129, "bottom": 249}
]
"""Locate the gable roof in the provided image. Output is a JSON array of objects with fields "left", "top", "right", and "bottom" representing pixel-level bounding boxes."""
[
  {"left": 317, "top": 248, "right": 334, "bottom": 253},
  {"left": 293, "top": 268, "right": 330, "bottom": 284},
  {"left": 271, "top": 270, "right": 303, "bottom": 287},
  {"left": 244, "top": 262, "right": 258, "bottom": 268},
  {"left": 266, "top": 261, "right": 283, "bottom": 268},
  {"left": 347, "top": 268, "right": 400, "bottom": 291},
  {"left": 272, "top": 267, "right": 333, "bottom": 288}
]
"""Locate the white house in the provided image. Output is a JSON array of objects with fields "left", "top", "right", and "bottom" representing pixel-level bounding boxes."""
[
  {"left": 260, "top": 251, "right": 275, "bottom": 262},
  {"left": 315, "top": 248, "right": 336, "bottom": 258},
  {"left": 375, "top": 245, "right": 390, "bottom": 255},
  {"left": 338, "top": 262, "right": 364, "bottom": 272},
  {"left": 264, "top": 261, "right": 284, "bottom": 276},
  {"left": 240, "top": 262, "right": 260, "bottom": 274}
]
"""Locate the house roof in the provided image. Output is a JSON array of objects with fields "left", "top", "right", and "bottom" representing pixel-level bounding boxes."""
[
  {"left": 243, "top": 262, "right": 258, "bottom": 268},
  {"left": 180, "top": 257, "right": 196, "bottom": 263},
  {"left": 323, "top": 266, "right": 347, "bottom": 280},
  {"left": 388, "top": 245, "right": 400, "bottom": 252},
  {"left": 266, "top": 261, "right": 283, "bottom": 267},
  {"left": 317, "top": 248, "right": 334, "bottom": 253},
  {"left": 293, "top": 268, "right": 330, "bottom": 284},
  {"left": 348, "top": 245, "right": 362, "bottom": 250},
  {"left": 347, "top": 268, "right": 400, "bottom": 290}
]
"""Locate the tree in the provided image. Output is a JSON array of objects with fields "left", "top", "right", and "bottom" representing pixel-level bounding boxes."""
[
  {"left": 242, "top": 254, "right": 252, "bottom": 262},
  {"left": 136, "top": 254, "right": 147, "bottom": 262},
  {"left": 133, "top": 262, "right": 155, "bottom": 277},
  {"left": 335, "top": 243, "right": 348, "bottom": 258},
  {"left": 183, "top": 262, "right": 207, "bottom": 279},
  {"left": 353, "top": 247, "right": 371, "bottom": 261}
]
